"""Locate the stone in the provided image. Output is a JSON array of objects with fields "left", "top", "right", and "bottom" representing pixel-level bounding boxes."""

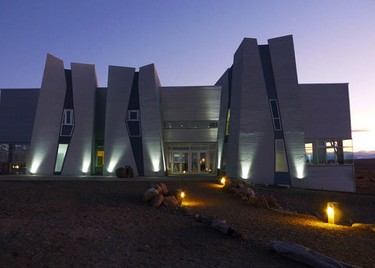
[
  {"left": 143, "top": 188, "right": 159, "bottom": 202},
  {"left": 158, "top": 183, "right": 169, "bottom": 195},
  {"left": 115, "top": 167, "right": 125, "bottom": 178},
  {"left": 237, "top": 180, "right": 246, "bottom": 189},
  {"left": 246, "top": 187, "right": 256, "bottom": 198},
  {"left": 151, "top": 194, "right": 164, "bottom": 207},
  {"left": 152, "top": 184, "right": 162, "bottom": 193},
  {"left": 265, "top": 195, "right": 279, "bottom": 209},
  {"left": 163, "top": 195, "right": 179, "bottom": 207},
  {"left": 210, "top": 219, "right": 236, "bottom": 236}
]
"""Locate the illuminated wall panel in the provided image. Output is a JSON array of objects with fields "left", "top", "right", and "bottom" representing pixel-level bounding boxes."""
[
  {"left": 27, "top": 54, "right": 66, "bottom": 175},
  {"left": 104, "top": 66, "right": 137, "bottom": 175},
  {"left": 268, "top": 36, "right": 307, "bottom": 186},
  {"left": 62, "top": 63, "right": 97, "bottom": 175},
  {"left": 139, "top": 64, "right": 164, "bottom": 175},
  {"left": 228, "top": 38, "right": 274, "bottom": 183}
]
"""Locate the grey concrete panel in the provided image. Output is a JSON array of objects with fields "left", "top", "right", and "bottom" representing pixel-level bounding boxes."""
[
  {"left": 228, "top": 38, "right": 274, "bottom": 184},
  {"left": 139, "top": 64, "right": 164, "bottom": 176},
  {"left": 160, "top": 86, "right": 221, "bottom": 121},
  {"left": 62, "top": 63, "right": 97, "bottom": 175},
  {"left": 268, "top": 36, "right": 307, "bottom": 187},
  {"left": 300, "top": 83, "right": 351, "bottom": 139},
  {"left": 0, "top": 89, "right": 39, "bottom": 143},
  {"left": 306, "top": 166, "right": 355, "bottom": 192},
  {"left": 27, "top": 54, "right": 66, "bottom": 175},
  {"left": 104, "top": 66, "right": 137, "bottom": 175}
]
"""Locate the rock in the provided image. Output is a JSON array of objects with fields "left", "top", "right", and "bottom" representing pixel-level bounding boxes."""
[
  {"left": 158, "top": 183, "right": 169, "bottom": 195},
  {"left": 143, "top": 188, "right": 159, "bottom": 202},
  {"left": 223, "top": 177, "right": 232, "bottom": 189},
  {"left": 152, "top": 184, "right": 162, "bottom": 193},
  {"left": 210, "top": 219, "right": 236, "bottom": 236},
  {"left": 163, "top": 195, "right": 179, "bottom": 207},
  {"left": 115, "top": 167, "right": 125, "bottom": 178},
  {"left": 234, "top": 188, "right": 247, "bottom": 198},
  {"left": 265, "top": 195, "right": 279, "bottom": 208},
  {"left": 151, "top": 194, "right": 164, "bottom": 207},
  {"left": 246, "top": 187, "right": 256, "bottom": 198},
  {"left": 237, "top": 180, "right": 246, "bottom": 189}
]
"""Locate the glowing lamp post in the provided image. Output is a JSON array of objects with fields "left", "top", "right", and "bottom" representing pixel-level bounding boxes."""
[{"left": 327, "top": 202, "right": 338, "bottom": 224}]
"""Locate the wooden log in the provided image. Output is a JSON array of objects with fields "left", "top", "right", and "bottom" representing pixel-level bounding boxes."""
[{"left": 267, "top": 241, "right": 357, "bottom": 268}]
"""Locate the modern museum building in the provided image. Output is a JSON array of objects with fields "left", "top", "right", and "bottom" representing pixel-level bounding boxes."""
[{"left": 0, "top": 35, "right": 355, "bottom": 192}]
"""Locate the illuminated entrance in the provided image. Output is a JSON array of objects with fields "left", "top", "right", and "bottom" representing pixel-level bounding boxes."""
[{"left": 165, "top": 143, "right": 216, "bottom": 175}]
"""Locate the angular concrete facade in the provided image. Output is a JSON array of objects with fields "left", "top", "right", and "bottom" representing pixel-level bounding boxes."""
[{"left": 0, "top": 35, "right": 355, "bottom": 192}]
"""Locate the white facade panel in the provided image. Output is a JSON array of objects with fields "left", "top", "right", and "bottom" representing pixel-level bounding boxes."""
[
  {"left": 228, "top": 38, "right": 274, "bottom": 184},
  {"left": 104, "top": 66, "right": 137, "bottom": 175},
  {"left": 300, "top": 83, "right": 352, "bottom": 139},
  {"left": 139, "top": 64, "right": 164, "bottom": 176},
  {"left": 268, "top": 36, "right": 307, "bottom": 187},
  {"left": 62, "top": 63, "right": 97, "bottom": 175},
  {"left": 27, "top": 54, "right": 66, "bottom": 175}
]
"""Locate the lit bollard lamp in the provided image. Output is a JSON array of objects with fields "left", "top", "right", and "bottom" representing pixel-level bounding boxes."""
[{"left": 327, "top": 202, "right": 339, "bottom": 224}]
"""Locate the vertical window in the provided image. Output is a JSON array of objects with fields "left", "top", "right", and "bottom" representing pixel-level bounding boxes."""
[
  {"left": 60, "top": 109, "right": 74, "bottom": 136},
  {"left": 126, "top": 110, "right": 141, "bottom": 137},
  {"left": 275, "top": 139, "right": 288, "bottom": 172},
  {"left": 63, "top": 109, "right": 74, "bottom": 125},
  {"left": 225, "top": 109, "right": 230, "bottom": 135},
  {"left": 54, "top": 144, "right": 68, "bottom": 172},
  {"left": 127, "top": 110, "right": 139, "bottom": 121},
  {"left": 305, "top": 143, "right": 313, "bottom": 164},
  {"left": 269, "top": 100, "right": 282, "bottom": 131}
]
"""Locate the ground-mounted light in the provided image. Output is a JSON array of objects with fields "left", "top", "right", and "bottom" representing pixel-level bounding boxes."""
[
  {"left": 327, "top": 202, "right": 339, "bottom": 224},
  {"left": 220, "top": 177, "right": 226, "bottom": 186},
  {"left": 176, "top": 189, "right": 185, "bottom": 204}
]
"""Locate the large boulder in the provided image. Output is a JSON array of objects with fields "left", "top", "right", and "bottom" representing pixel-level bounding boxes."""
[
  {"left": 151, "top": 194, "right": 164, "bottom": 207},
  {"left": 143, "top": 188, "right": 159, "bottom": 202},
  {"left": 163, "top": 195, "right": 179, "bottom": 207}
]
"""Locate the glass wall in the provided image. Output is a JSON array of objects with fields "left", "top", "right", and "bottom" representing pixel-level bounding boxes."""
[
  {"left": 305, "top": 139, "right": 353, "bottom": 165},
  {"left": 0, "top": 143, "right": 30, "bottom": 174}
]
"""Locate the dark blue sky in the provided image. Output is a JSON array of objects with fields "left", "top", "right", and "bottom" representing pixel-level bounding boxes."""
[{"left": 1, "top": 0, "right": 374, "bottom": 151}]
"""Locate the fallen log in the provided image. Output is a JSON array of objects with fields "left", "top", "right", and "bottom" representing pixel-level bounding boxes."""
[{"left": 267, "top": 241, "right": 358, "bottom": 268}]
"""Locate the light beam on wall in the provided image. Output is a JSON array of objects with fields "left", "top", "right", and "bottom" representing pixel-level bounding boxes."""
[
  {"left": 144, "top": 139, "right": 164, "bottom": 173},
  {"left": 294, "top": 155, "right": 307, "bottom": 179},
  {"left": 81, "top": 156, "right": 91, "bottom": 173},
  {"left": 29, "top": 153, "right": 44, "bottom": 174},
  {"left": 239, "top": 133, "right": 260, "bottom": 179}
]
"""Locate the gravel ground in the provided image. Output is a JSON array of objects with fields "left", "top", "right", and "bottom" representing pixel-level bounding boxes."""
[{"left": 0, "top": 179, "right": 374, "bottom": 267}]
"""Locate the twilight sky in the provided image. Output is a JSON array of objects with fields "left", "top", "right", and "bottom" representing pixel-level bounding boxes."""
[{"left": 1, "top": 0, "right": 374, "bottom": 152}]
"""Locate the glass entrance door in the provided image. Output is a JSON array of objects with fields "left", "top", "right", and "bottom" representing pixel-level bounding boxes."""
[
  {"left": 166, "top": 143, "right": 216, "bottom": 175},
  {"left": 172, "top": 152, "right": 188, "bottom": 174}
]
